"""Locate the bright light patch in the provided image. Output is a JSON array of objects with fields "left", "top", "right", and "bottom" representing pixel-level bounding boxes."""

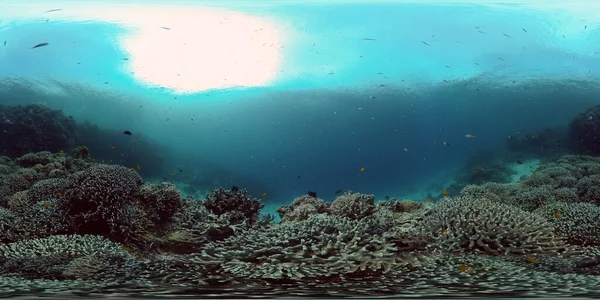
[
  {"left": 0, "top": 2, "right": 286, "bottom": 94},
  {"left": 119, "top": 9, "right": 284, "bottom": 94}
]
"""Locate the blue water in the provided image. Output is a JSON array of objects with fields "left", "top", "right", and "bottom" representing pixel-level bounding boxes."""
[{"left": 1, "top": 0, "right": 599, "bottom": 213}]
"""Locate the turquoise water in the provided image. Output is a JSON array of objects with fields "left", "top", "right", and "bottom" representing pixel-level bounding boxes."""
[{"left": 1, "top": 0, "right": 600, "bottom": 298}]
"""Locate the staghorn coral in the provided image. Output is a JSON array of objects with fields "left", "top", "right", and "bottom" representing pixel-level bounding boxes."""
[
  {"left": 410, "top": 195, "right": 568, "bottom": 256},
  {"left": 276, "top": 194, "right": 328, "bottom": 222},
  {"left": 203, "top": 187, "right": 263, "bottom": 226},
  {"left": 139, "top": 182, "right": 182, "bottom": 225},
  {"left": 535, "top": 201, "right": 600, "bottom": 246},
  {"left": 60, "top": 164, "right": 144, "bottom": 242},
  {"left": 62, "top": 251, "right": 136, "bottom": 281},
  {"left": 202, "top": 214, "right": 399, "bottom": 280},
  {"left": 329, "top": 190, "right": 375, "bottom": 219},
  {"left": 0, "top": 234, "right": 129, "bottom": 279},
  {"left": 575, "top": 174, "right": 600, "bottom": 203}
]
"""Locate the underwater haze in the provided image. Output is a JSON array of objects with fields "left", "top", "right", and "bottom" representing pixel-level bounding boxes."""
[{"left": 2, "top": 0, "right": 600, "bottom": 298}]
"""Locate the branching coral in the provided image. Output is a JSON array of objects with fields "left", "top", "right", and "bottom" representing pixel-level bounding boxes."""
[
  {"left": 60, "top": 164, "right": 144, "bottom": 241},
  {"left": 276, "top": 194, "right": 328, "bottom": 222},
  {"left": 408, "top": 195, "right": 569, "bottom": 256},
  {"left": 0, "top": 234, "right": 130, "bottom": 280},
  {"left": 139, "top": 182, "right": 182, "bottom": 225},
  {"left": 535, "top": 201, "right": 600, "bottom": 246},
  {"left": 202, "top": 214, "right": 399, "bottom": 280},
  {"left": 203, "top": 187, "right": 263, "bottom": 226},
  {"left": 329, "top": 190, "right": 375, "bottom": 219}
]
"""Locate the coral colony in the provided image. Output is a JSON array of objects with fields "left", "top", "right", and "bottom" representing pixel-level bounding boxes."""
[{"left": 2, "top": 104, "right": 600, "bottom": 297}]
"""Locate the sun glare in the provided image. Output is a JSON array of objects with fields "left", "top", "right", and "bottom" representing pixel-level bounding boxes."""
[
  {"left": 1, "top": 2, "right": 286, "bottom": 94},
  {"left": 119, "top": 8, "right": 285, "bottom": 94}
]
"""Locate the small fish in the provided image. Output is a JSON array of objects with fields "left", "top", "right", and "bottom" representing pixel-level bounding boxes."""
[
  {"left": 59, "top": 150, "right": 64, "bottom": 153},
  {"left": 359, "top": 167, "right": 365, "bottom": 172},
  {"left": 384, "top": 196, "right": 390, "bottom": 200},
  {"left": 423, "top": 157, "right": 428, "bottom": 162},
  {"left": 31, "top": 42, "right": 49, "bottom": 49},
  {"left": 441, "top": 190, "right": 449, "bottom": 195},
  {"left": 503, "top": 33, "right": 512, "bottom": 38},
  {"left": 123, "top": 58, "right": 129, "bottom": 60},
  {"left": 443, "top": 142, "right": 450, "bottom": 147},
  {"left": 457, "top": 264, "right": 470, "bottom": 271},
  {"left": 554, "top": 212, "right": 561, "bottom": 218},
  {"left": 585, "top": 25, "right": 587, "bottom": 30},
  {"left": 130, "top": 167, "right": 135, "bottom": 171},
  {"left": 403, "top": 148, "right": 408, "bottom": 152},
  {"left": 516, "top": 160, "right": 523, "bottom": 164},
  {"left": 111, "top": 146, "right": 115, "bottom": 150},
  {"left": 363, "top": 38, "right": 376, "bottom": 41},
  {"left": 425, "top": 198, "right": 432, "bottom": 203},
  {"left": 231, "top": 186, "right": 239, "bottom": 192},
  {"left": 527, "top": 257, "right": 538, "bottom": 264},
  {"left": 522, "top": 28, "right": 528, "bottom": 33},
  {"left": 123, "top": 131, "right": 132, "bottom": 136},
  {"left": 46, "top": 19, "right": 49, "bottom": 22},
  {"left": 465, "top": 134, "right": 476, "bottom": 139},
  {"left": 41, "top": 203, "right": 53, "bottom": 208},
  {"left": 179, "top": 169, "right": 182, "bottom": 172},
  {"left": 160, "top": 26, "right": 171, "bottom": 30},
  {"left": 45, "top": 8, "right": 63, "bottom": 13},
  {"left": 478, "top": 30, "right": 486, "bottom": 34},
  {"left": 334, "top": 189, "right": 342, "bottom": 195},
  {"left": 421, "top": 41, "right": 430, "bottom": 46},
  {"left": 308, "top": 191, "right": 317, "bottom": 198},
  {"left": 497, "top": 57, "right": 504, "bottom": 61},
  {"left": 122, "top": 246, "right": 133, "bottom": 253},
  {"left": 261, "top": 192, "right": 268, "bottom": 198},
  {"left": 137, "top": 164, "right": 141, "bottom": 170},
  {"left": 56, "top": 193, "right": 63, "bottom": 197}
]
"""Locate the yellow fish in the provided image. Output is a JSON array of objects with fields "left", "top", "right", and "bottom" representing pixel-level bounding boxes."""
[
  {"left": 262, "top": 192, "right": 268, "bottom": 198},
  {"left": 137, "top": 164, "right": 141, "bottom": 170},
  {"left": 441, "top": 190, "right": 449, "bottom": 195},
  {"left": 465, "top": 134, "right": 476, "bottom": 139},
  {"left": 359, "top": 167, "right": 365, "bottom": 172},
  {"left": 111, "top": 146, "right": 115, "bottom": 150}
]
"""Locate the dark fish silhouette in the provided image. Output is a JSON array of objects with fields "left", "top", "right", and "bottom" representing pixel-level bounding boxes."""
[
  {"left": 516, "top": 160, "right": 523, "bottom": 164},
  {"left": 363, "top": 38, "right": 376, "bottom": 41},
  {"left": 45, "top": 9, "right": 63, "bottom": 13},
  {"left": 123, "top": 131, "right": 132, "bottom": 136},
  {"left": 160, "top": 27, "right": 171, "bottom": 30},
  {"left": 32, "top": 42, "right": 49, "bottom": 49},
  {"left": 307, "top": 191, "right": 317, "bottom": 198},
  {"left": 334, "top": 189, "right": 342, "bottom": 195},
  {"left": 231, "top": 186, "right": 239, "bottom": 192},
  {"left": 384, "top": 196, "right": 390, "bottom": 200}
]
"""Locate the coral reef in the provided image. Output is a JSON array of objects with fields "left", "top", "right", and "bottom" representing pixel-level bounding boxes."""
[
  {"left": 0, "top": 104, "right": 76, "bottom": 157},
  {"left": 2, "top": 151, "right": 600, "bottom": 297},
  {"left": 568, "top": 104, "right": 600, "bottom": 155}
]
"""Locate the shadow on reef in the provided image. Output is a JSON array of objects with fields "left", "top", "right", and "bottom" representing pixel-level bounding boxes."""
[
  {"left": 0, "top": 104, "right": 168, "bottom": 178},
  {"left": 75, "top": 120, "right": 167, "bottom": 179},
  {"left": 2, "top": 151, "right": 600, "bottom": 297}
]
